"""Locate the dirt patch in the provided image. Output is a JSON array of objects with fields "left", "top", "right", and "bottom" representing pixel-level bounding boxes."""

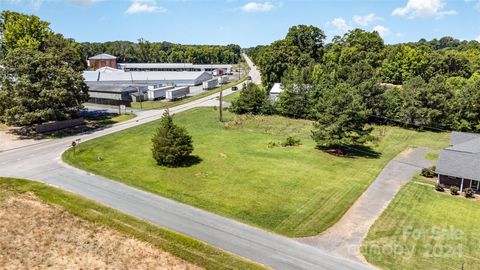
[
  {"left": 0, "top": 131, "right": 44, "bottom": 152},
  {"left": 0, "top": 193, "right": 202, "bottom": 270}
]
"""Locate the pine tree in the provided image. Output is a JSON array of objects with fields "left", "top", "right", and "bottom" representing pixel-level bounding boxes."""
[
  {"left": 151, "top": 110, "right": 193, "bottom": 167},
  {"left": 311, "top": 83, "right": 372, "bottom": 151}
]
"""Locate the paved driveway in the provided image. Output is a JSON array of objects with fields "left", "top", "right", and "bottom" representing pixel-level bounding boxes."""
[{"left": 297, "top": 147, "right": 435, "bottom": 263}]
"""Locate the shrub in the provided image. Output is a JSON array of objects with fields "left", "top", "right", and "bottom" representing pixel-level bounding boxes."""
[
  {"left": 230, "top": 83, "right": 270, "bottom": 115},
  {"left": 464, "top": 187, "right": 475, "bottom": 198},
  {"left": 281, "top": 136, "right": 301, "bottom": 147},
  {"left": 151, "top": 110, "right": 193, "bottom": 167},
  {"left": 450, "top": 186, "right": 459, "bottom": 196},
  {"left": 421, "top": 166, "right": 436, "bottom": 178},
  {"left": 435, "top": 183, "right": 445, "bottom": 192}
]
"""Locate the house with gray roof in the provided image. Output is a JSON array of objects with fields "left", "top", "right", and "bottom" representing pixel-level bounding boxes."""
[{"left": 436, "top": 131, "right": 480, "bottom": 192}]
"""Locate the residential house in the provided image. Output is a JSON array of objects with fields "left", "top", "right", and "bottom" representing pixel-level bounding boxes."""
[{"left": 436, "top": 131, "right": 480, "bottom": 192}]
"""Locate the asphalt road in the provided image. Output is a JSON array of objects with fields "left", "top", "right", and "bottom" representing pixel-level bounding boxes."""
[{"left": 0, "top": 55, "right": 370, "bottom": 270}]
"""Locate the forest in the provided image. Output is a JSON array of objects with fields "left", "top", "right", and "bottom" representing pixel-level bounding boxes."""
[
  {"left": 80, "top": 40, "right": 241, "bottom": 66},
  {"left": 242, "top": 25, "right": 480, "bottom": 145}
]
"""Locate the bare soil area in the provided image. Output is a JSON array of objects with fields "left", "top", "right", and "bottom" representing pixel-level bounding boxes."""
[
  {"left": 0, "top": 131, "right": 44, "bottom": 152},
  {"left": 0, "top": 193, "right": 202, "bottom": 270}
]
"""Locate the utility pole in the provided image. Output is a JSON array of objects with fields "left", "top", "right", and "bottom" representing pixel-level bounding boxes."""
[
  {"left": 137, "top": 87, "right": 143, "bottom": 110},
  {"left": 219, "top": 82, "right": 223, "bottom": 122}
]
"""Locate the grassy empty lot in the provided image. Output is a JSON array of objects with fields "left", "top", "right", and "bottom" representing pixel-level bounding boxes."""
[
  {"left": 0, "top": 177, "right": 264, "bottom": 270},
  {"left": 64, "top": 108, "right": 449, "bottom": 237},
  {"left": 362, "top": 176, "right": 480, "bottom": 270}
]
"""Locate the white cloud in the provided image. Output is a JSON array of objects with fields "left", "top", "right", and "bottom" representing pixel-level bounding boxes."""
[
  {"left": 372, "top": 25, "right": 390, "bottom": 37},
  {"left": 241, "top": 2, "right": 274, "bottom": 12},
  {"left": 125, "top": 0, "right": 167, "bottom": 14},
  {"left": 353, "top": 13, "right": 382, "bottom": 26},
  {"left": 330, "top": 17, "right": 352, "bottom": 32},
  {"left": 476, "top": 35, "right": 480, "bottom": 42},
  {"left": 392, "top": 0, "right": 457, "bottom": 18}
]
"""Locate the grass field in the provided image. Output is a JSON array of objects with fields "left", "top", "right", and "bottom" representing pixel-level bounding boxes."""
[
  {"left": 0, "top": 177, "right": 264, "bottom": 270},
  {"left": 362, "top": 176, "right": 480, "bottom": 270},
  {"left": 223, "top": 89, "right": 241, "bottom": 102},
  {"left": 63, "top": 108, "right": 449, "bottom": 237},
  {"left": 131, "top": 77, "right": 247, "bottom": 110}
]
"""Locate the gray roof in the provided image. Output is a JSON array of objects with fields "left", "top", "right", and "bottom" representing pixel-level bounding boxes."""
[
  {"left": 83, "top": 71, "right": 211, "bottom": 83},
  {"left": 86, "top": 83, "right": 146, "bottom": 93},
  {"left": 118, "top": 63, "right": 232, "bottom": 69},
  {"left": 89, "top": 53, "right": 117, "bottom": 60},
  {"left": 436, "top": 131, "right": 480, "bottom": 180},
  {"left": 449, "top": 131, "right": 480, "bottom": 146}
]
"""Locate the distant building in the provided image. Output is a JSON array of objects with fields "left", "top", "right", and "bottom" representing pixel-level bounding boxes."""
[
  {"left": 436, "top": 131, "right": 480, "bottom": 192},
  {"left": 269, "top": 83, "right": 284, "bottom": 102},
  {"left": 86, "top": 84, "right": 147, "bottom": 106},
  {"left": 118, "top": 63, "right": 232, "bottom": 74},
  {"left": 83, "top": 70, "right": 213, "bottom": 86},
  {"left": 87, "top": 53, "right": 117, "bottom": 70}
]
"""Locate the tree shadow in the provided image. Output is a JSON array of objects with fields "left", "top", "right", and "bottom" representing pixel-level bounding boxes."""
[
  {"left": 165, "top": 155, "right": 203, "bottom": 168},
  {"left": 319, "top": 145, "right": 381, "bottom": 159}
]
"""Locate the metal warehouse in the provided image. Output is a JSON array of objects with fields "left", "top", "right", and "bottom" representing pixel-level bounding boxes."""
[
  {"left": 117, "top": 63, "right": 232, "bottom": 74},
  {"left": 83, "top": 70, "right": 213, "bottom": 86}
]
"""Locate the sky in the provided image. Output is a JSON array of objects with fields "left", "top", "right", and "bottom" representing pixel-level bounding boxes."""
[{"left": 1, "top": 0, "right": 479, "bottom": 47}]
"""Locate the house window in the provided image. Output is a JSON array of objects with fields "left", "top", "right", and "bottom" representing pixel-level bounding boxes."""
[{"left": 472, "top": 180, "right": 480, "bottom": 191}]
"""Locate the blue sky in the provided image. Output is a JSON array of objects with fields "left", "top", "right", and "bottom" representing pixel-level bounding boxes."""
[{"left": 1, "top": 0, "right": 479, "bottom": 47}]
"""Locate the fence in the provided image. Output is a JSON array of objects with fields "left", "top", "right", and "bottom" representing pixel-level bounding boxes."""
[{"left": 35, "top": 118, "right": 85, "bottom": 133}]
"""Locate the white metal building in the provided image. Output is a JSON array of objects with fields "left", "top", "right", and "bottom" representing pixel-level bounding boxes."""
[
  {"left": 83, "top": 71, "right": 213, "bottom": 86},
  {"left": 269, "top": 83, "right": 284, "bottom": 102},
  {"left": 117, "top": 63, "right": 232, "bottom": 74}
]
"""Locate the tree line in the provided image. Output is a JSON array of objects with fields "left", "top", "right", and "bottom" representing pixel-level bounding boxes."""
[
  {"left": 238, "top": 25, "right": 480, "bottom": 150},
  {"left": 80, "top": 40, "right": 241, "bottom": 67}
]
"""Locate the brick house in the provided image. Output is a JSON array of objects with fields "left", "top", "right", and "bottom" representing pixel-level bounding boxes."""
[
  {"left": 87, "top": 53, "right": 117, "bottom": 70},
  {"left": 436, "top": 131, "right": 480, "bottom": 192}
]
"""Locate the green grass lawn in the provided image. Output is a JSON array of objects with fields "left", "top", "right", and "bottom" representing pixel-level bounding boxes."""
[
  {"left": 131, "top": 77, "right": 247, "bottom": 110},
  {"left": 425, "top": 150, "right": 440, "bottom": 161},
  {"left": 63, "top": 108, "right": 449, "bottom": 237},
  {"left": 0, "top": 177, "right": 264, "bottom": 270},
  {"left": 362, "top": 176, "right": 480, "bottom": 270},
  {"left": 223, "top": 89, "right": 241, "bottom": 103}
]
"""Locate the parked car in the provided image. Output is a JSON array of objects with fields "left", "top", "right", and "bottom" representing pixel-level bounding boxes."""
[{"left": 232, "top": 86, "right": 238, "bottom": 91}]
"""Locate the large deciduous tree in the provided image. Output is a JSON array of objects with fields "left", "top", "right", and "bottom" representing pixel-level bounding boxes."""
[{"left": 0, "top": 11, "right": 88, "bottom": 126}]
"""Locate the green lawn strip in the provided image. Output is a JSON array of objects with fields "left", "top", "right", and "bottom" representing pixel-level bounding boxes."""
[
  {"left": 63, "top": 108, "right": 449, "bottom": 237},
  {"left": 223, "top": 90, "right": 241, "bottom": 103},
  {"left": 0, "top": 177, "right": 265, "bottom": 270},
  {"left": 131, "top": 77, "right": 248, "bottom": 110},
  {"left": 362, "top": 175, "right": 480, "bottom": 270},
  {"left": 425, "top": 150, "right": 440, "bottom": 161}
]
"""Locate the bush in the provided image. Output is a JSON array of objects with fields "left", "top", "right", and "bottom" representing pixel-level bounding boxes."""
[
  {"left": 151, "top": 110, "right": 193, "bottom": 167},
  {"left": 421, "top": 166, "right": 436, "bottom": 178},
  {"left": 464, "top": 187, "right": 475, "bottom": 198},
  {"left": 450, "top": 186, "right": 459, "bottom": 195},
  {"left": 435, "top": 183, "right": 445, "bottom": 192},
  {"left": 281, "top": 136, "right": 301, "bottom": 147},
  {"left": 230, "top": 83, "right": 270, "bottom": 115}
]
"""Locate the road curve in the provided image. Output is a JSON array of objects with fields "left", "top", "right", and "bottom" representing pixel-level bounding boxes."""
[{"left": 0, "top": 55, "right": 370, "bottom": 270}]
